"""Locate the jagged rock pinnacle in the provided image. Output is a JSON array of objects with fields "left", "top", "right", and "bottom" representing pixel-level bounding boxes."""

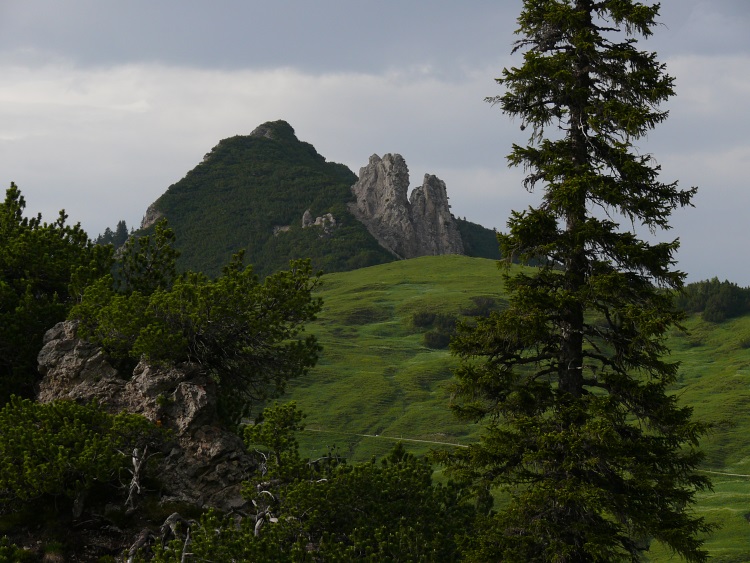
[{"left": 349, "top": 153, "right": 464, "bottom": 258}]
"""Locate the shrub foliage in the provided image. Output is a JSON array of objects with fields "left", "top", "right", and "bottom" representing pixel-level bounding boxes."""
[
  {"left": 0, "top": 184, "right": 111, "bottom": 401},
  {"left": 71, "top": 250, "right": 322, "bottom": 425},
  {"left": 147, "top": 403, "right": 474, "bottom": 561},
  {"left": 0, "top": 397, "right": 159, "bottom": 515},
  {"left": 675, "top": 278, "right": 750, "bottom": 323}
]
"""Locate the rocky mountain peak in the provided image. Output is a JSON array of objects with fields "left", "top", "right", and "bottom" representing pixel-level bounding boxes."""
[
  {"left": 249, "top": 119, "right": 296, "bottom": 141},
  {"left": 349, "top": 153, "right": 464, "bottom": 259},
  {"left": 127, "top": 121, "right": 501, "bottom": 277},
  {"left": 250, "top": 123, "right": 277, "bottom": 140}
]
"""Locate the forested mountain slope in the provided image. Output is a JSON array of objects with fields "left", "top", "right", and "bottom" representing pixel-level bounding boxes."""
[
  {"left": 134, "top": 120, "right": 500, "bottom": 278},
  {"left": 138, "top": 121, "right": 393, "bottom": 277}
]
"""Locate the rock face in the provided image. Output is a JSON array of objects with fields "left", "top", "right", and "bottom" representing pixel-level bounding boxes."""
[
  {"left": 139, "top": 202, "right": 164, "bottom": 230},
  {"left": 250, "top": 122, "right": 277, "bottom": 140},
  {"left": 302, "top": 209, "right": 337, "bottom": 234},
  {"left": 37, "top": 321, "right": 254, "bottom": 513},
  {"left": 410, "top": 173, "right": 465, "bottom": 256},
  {"left": 349, "top": 154, "right": 464, "bottom": 258}
]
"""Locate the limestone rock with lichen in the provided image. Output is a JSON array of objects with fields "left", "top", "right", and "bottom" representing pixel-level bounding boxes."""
[
  {"left": 349, "top": 153, "right": 464, "bottom": 258},
  {"left": 37, "top": 320, "right": 254, "bottom": 513}
]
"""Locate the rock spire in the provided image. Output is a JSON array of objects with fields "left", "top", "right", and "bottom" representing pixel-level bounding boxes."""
[{"left": 349, "top": 153, "right": 464, "bottom": 259}]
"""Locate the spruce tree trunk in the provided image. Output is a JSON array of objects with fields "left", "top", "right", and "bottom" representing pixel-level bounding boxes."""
[{"left": 558, "top": 0, "right": 591, "bottom": 399}]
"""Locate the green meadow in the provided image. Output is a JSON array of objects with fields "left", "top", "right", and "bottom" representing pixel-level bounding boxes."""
[
  {"left": 285, "top": 255, "right": 505, "bottom": 460},
  {"left": 282, "top": 255, "right": 750, "bottom": 560},
  {"left": 664, "top": 314, "right": 750, "bottom": 560}
]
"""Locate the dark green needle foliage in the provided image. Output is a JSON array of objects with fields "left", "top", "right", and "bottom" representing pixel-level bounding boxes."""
[
  {"left": 95, "top": 219, "right": 130, "bottom": 249},
  {"left": 118, "top": 218, "right": 180, "bottom": 294},
  {"left": 442, "top": 1, "right": 712, "bottom": 561},
  {"left": 0, "top": 397, "right": 160, "bottom": 517},
  {"left": 71, "top": 245, "right": 322, "bottom": 426},
  {"left": 675, "top": 277, "right": 750, "bottom": 323},
  {"left": 146, "top": 403, "right": 473, "bottom": 562},
  {"left": 0, "top": 184, "right": 112, "bottom": 402},
  {"left": 0, "top": 536, "right": 35, "bottom": 562}
]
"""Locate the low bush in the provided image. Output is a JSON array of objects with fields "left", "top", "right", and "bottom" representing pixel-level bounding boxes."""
[
  {"left": 344, "top": 306, "right": 391, "bottom": 325},
  {"left": 424, "top": 329, "right": 452, "bottom": 349},
  {"left": 461, "top": 296, "right": 500, "bottom": 317},
  {"left": 146, "top": 404, "right": 474, "bottom": 562},
  {"left": 412, "top": 311, "right": 437, "bottom": 328},
  {"left": 0, "top": 397, "right": 160, "bottom": 516},
  {"left": 0, "top": 536, "right": 34, "bottom": 562}
]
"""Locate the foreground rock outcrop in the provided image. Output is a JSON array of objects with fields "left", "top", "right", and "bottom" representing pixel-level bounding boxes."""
[
  {"left": 37, "top": 321, "right": 254, "bottom": 514},
  {"left": 349, "top": 153, "right": 464, "bottom": 259}
]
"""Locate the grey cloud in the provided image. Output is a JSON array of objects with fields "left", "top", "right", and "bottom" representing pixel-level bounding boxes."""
[
  {"left": 655, "top": 0, "right": 750, "bottom": 55},
  {"left": 0, "top": 1, "right": 519, "bottom": 74}
]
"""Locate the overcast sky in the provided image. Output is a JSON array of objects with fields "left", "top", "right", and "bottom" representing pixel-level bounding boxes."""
[{"left": 1, "top": 1, "right": 748, "bottom": 283}]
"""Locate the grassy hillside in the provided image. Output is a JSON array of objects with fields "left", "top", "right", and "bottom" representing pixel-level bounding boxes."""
[
  {"left": 284, "top": 256, "right": 505, "bottom": 460},
  {"left": 281, "top": 255, "right": 750, "bottom": 561},
  {"left": 660, "top": 315, "right": 750, "bottom": 561}
]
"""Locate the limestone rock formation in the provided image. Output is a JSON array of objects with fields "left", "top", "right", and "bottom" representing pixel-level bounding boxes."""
[
  {"left": 410, "top": 173, "right": 465, "bottom": 256},
  {"left": 349, "top": 154, "right": 464, "bottom": 258},
  {"left": 139, "top": 202, "right": 164, "bottom": 230},
  {"left": 302, "top": 209, "right": 337, "bottom": 233},
  {"left": 37, "top": 321, "right": 254, "bottom": 513},
  {"left": 250, "top": 122, "right": 277, "bottom": 140}
]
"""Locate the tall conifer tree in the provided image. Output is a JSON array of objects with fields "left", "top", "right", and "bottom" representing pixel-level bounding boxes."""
[{"left": 445, "top": 1, "right": 712, "bottom": 560}]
